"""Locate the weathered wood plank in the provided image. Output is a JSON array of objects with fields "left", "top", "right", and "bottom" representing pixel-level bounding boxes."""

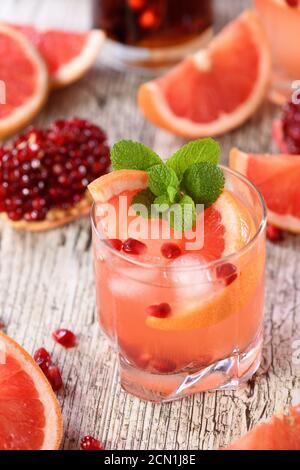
[{"left": 0, "top": 0, "right": 299, "bottom": 450}]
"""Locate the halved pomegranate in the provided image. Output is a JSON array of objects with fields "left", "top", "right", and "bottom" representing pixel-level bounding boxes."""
[{"left": 0, "top": 118, "right": 110, "bottom": 231}]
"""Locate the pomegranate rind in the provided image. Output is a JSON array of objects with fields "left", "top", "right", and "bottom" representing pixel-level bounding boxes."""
[
  {"left": 0, "top": 23, "right": 48, "bottom": 140},
  {"left": 227, "top": 405, "right": 300, "bottom": 450},
  {"left": 138, "top": 11, "right": 271, "bottom": 138},
  {"left": 0, "top": 194, "right": 91, "bottom": 232},
  {"left": 230, "top": 147, "right": 300, "bottom": 234},
  {"left": 272, "top": 119, "right": 289, "bottom": 153},
  {"left": 0, "top": 331, "right": 63, "bottom": 450}
]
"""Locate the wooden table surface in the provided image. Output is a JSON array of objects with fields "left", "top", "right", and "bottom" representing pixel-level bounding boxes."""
[{"left": 1, "top": 0, "right": 300, "bottom": 451}]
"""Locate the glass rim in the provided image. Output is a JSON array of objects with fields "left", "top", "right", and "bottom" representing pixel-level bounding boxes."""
[{"left": 90, "top": 165, "right": 267, "bottom": 271}]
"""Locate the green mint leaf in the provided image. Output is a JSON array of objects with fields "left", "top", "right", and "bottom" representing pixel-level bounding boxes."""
[
  {"left": 166, "top": 138, "right": 221, "bottom": 179},
  {"left": 148, "top": 164, "right": 179, "bottom": 197},
  {"left": 182, "top": 162, "right": 225, "bottom": 208},
  {"left": 131, "top": 188, "right": 156, "bottom": 218},
  {"left": 153, "top": 195, "right": 171, "bottom": 214},
  {"left": 166, "top": 186, "right": 179, "bottom": 204},
  {"left": 111, "top": 140, "right": 162, "bottom": 171},
  {"left": 166, "top": 194, "right": 196, "bottom": 232}
]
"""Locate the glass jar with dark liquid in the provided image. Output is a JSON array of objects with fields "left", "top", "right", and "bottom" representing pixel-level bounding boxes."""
[{"left": 93, "top": 0, "right": 214, "bottom": 69}]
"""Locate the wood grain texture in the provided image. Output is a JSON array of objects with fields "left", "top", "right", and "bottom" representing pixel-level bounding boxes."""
[{"left": 0, "top": 0, "right": 299, "bottom": 450}]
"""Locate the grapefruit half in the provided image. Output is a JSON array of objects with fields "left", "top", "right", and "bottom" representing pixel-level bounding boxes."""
[
  {"left": 227, "top": 405, "right": 300, "bottom": 450},
  {"left": 138, "top": 11, "right": 271, "bottom": 138},
  {"left": 12, "top": 24, "right": 105, "bottom": 89},
  {"left": 230, "top": 148, "right": 300, "bottom": 233},
  {"left": 0, "top": 23, "right": 48, "bottom": 140},
  {"left": 0, "top": 331, "right": 63, "bottom": 450}
]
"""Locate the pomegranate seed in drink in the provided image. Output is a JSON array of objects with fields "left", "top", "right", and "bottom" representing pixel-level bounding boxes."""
[
  {"left": 161, "top": 243, "right": 181, "bottom": 259},
  {"left": 266, "top": 224, "right": 284, "bottom": 242},
  {"left": 146, "top": 303, "right": 171, "bottom": 318},
  {"left": 285, "top": 0, "right": 298, "bottom": 7},
  {"left": 46, "top": 365, "right": 63, "bottom": 392},
  {"left": 80, "top": 436, "right": 104, "bottom": 450},
  {"left": 52, "top": 328, "right": 77, "bottom": 348},
  {"left": 152, "top": 359, "right": 177, "bottom": 374},
  {"left": 107, "top": 238, "right": 123, "bottom": 251},
  {"left": 122, "top": 238, "right": 147, "bottom": 255},
  {"left": 216, "top": 263, "right": 238, "bottom": 286}
]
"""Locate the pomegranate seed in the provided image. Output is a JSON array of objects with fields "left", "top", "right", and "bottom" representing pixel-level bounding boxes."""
[
  {"left": 80, "top": 436, "right": 104, "bottom": 450},
  {"left": 266, "top": 224, "right": 284, "bottom": 242},
  {"left": 122, "top": 238, "right": 147, "bottom": 255},
  {"left": 46, "top": 365, "right": 63, "bottom": 392},
  {"left": 135, "top": 353, "right": 152, "bottom": 369},
  {"left": 146, "top": 303, "right": 171, "bottom": 318},
  {"left": 0, "top": 118, "right": 110, "bottom": 223},
  {"left": 216, "top": 263, "right": 238, "bottom": 286},
  {"left": 52, "top": 328, "right": 77, "bottom": 348},
  {"left": 107, "top": 238, "right": 123, "bottom": 251},
  {"left": 34, "top": 347, "right": 52, "bottom": 374},
  {"left": 281, "top": 100, "right": 300, "bottom": 153},
  {"left": 152, "top": 359, "right": 177, "bottom": 374},
  {"left": 161, "top": 243, "right": 181, "bottom": 259},
  {"left": 0, "top": 319, "right": 5, "bottom": 330},
  {"left": 285, "top": 0, "right": 298, "bottom": 7}
]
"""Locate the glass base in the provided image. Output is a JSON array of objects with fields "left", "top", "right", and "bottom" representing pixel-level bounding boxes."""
[
  {"left": 119, "top": 331, "right": 263, "bottom": 403},
  {"left": 100, "top": 28, "right": 213, "bottom": 75}
]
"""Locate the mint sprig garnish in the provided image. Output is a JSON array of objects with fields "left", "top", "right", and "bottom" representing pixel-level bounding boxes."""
[
  {"left": 166, "top": 138, "right": 220, "bottom": 179},
  {"left": 110, "top": 138, "right": 224, "bottom": 232},
  {"left": 148, "top": 164, "right": 179, "bottom": 196},
  {"left": 182, "top": 162, "right": 225, "bottom": 208},
  {"left": 111, "top": 140, "right": 161, "bottom": 171}
]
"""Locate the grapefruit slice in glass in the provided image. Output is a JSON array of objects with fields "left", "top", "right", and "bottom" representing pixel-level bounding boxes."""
[
  {"left": 227, "top": 405, "right": 300, "bottom": 450},
  {"left": 230, "top": 148, "right": 300, "bottom": 233},
  {"left": 12, "top": 24, "right": 105, "bottom": 89},
  {"left": 0, "top": 331, "right": 63, "bottom": 450},
  {"left": 0, "top": 24, "right": 48, "bottom": 140},
  {"left": 138, "top": 11, "right": 271, "bottom": 138}
]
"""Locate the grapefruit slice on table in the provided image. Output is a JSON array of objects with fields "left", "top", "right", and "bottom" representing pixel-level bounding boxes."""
[
  {"left": 138, "top": 11, "right": 271, "bottom": 138},
  {"left": 0, "top": 24, "right": 48, "bottom": 140},
  {"left": 230, "top": 148, "right": 300, "bottom": 233},
  {"left": 0, "top": 331, "right": 63, "bottom": 450},
  {"left": 12, "top": 24, "right": 105, "bottom": 89},
  {"left": 227, "top": 405, "right": 300, "bottom": 450}
]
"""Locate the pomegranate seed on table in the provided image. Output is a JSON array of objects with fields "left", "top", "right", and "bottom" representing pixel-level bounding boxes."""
[
  {"left": 122, "top": 238, "right": 147, "bottom": 255},
  {"left": 80, "top": 436, "right": 105, "bottom": 450},
  {"left": 0, "top": 118, "right": 110, "bottom": 223},
  {"left": 161, "top": 243, "right": 182, "bottom": 259},
  {"left": 216, "top": 263, "right": 238, "bottom": 286},
  {"left": 266, "top": 224, "right": 285, "bottom": 242},
  {"left": 52, "top": 328, "right": 77, "bottom": 348},
  {"left": 146, "top": 302, "right": 171, "bottom": 318},
  {"left": 46, "top": 365, "right": 63, "bottom": 392},
  {"left": 0, "top": 319, "right": 5, "bottom": 330},
  {"left": 34, "top": 347, "right": 52, "bottom": 374}
]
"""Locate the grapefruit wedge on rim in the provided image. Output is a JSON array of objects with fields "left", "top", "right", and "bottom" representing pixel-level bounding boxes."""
[
  {"left": 0, "top": 331, "right": 63, "bottom": 450},
  {"left": 88, "top": 169, "right": 254, "bottom": 260},
  {"left": 230, "top": 148, "right": 300, "bottom": 233},
  {"left": 0, "top": 23, "right": 48, "bottom": 140},
  {"left": 138, "top": 11, "right": 271, "bottom": 138},
  {"left": 227, "top": 405, "right": 300, "bottom": 450},
  {"left": 12, "top": 24, "right": 105, "bottom": 89}
]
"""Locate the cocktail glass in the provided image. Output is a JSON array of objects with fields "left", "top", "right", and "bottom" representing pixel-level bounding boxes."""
[{"left": 91, "top": 166, "right": 266, "bottom": 402}]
